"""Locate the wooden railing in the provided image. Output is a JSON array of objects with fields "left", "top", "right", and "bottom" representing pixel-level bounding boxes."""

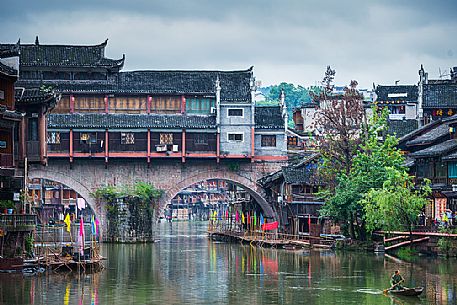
[{"left": 0, "top": 214, "right": 37, "bottom": 230}]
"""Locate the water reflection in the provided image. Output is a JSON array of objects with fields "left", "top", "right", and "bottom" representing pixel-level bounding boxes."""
[{"left": 0, "top": 222, "right": 456, "bottom": 304}]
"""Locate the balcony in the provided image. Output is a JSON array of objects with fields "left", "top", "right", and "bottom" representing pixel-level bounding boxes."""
[
  {"left": 0, "top": 153, "right": 13, "bottom": 168},
  {"left": 0, "top": 214, "right": 37, "bottom": 231}
]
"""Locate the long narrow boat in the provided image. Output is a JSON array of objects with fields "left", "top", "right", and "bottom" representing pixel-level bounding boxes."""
[{"left": 389, "top": 287, "right": 424, "bottom": 297}]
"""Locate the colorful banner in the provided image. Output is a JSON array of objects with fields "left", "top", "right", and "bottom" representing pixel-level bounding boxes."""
[{"left": 262, "top": 221, "right": 279, "bottom": 231}]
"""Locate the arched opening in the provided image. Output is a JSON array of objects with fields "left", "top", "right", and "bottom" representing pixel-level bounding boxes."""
[
  {"left": 28, "top": 169, "right": 99, "bottom": 219},
  {"left": 27, "top": 178, "right": 96, "bottom": 225},
  {"left": 159, "top": 178, "right": 277, "bottom": 226}
]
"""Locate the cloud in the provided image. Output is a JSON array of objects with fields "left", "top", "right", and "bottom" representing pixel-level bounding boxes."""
[{"left": 0, "top": 0, "right": 456, "bottom": 88}]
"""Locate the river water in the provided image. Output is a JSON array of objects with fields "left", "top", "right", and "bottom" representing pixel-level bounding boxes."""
[{"left": 1, "top": 222, "right": 456, "bottom": 304}]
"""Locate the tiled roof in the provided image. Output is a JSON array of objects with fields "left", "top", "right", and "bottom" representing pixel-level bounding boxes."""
[
  {"left": 0, "top": 105, "right": 23, "bottom": 120},
  {"left": 258, "top": 153, "right": 322, "bottom": 186},
  {"left": 282, "top": 161, "right": 323, "bottom": 185},
  {"left": 405, "top": 120, "right": 452, "bottom": 146},
  {"left": 0, "top": 62, "right": 17, "bottom": 77},
  {"left": 423, "top": 84, "right": 457, "bottom": 109},
  {"left": 19, "top": 68, "right": 253, "bottom": 102},
  {"left": 47, "top": 113, "right": 216, "bottom": 129},
  {"left": 0, "top": 41, "right": 19, "bottom": 58},
  {"left": 255, "top": 106, "right": 284, "bottom": 129},
  {"left": 15, "top": 88, "right": 58, "bottom": 105},
  {"left": 0, "top": 40, "right": 124, "bottom": 69},
  {"left": 387, "top": 119, "right": 418, "bottom": 138},
  {"left": 117, "top": 69, "right": 252, "bottom": 102},
  {"left": 375, "top": 85, "right": 418, "bottom": 103},
  {"left": 409, "top": 139, "right": 457, "bottom": 158}
]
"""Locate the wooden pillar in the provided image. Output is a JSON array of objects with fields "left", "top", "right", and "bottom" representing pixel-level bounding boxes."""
[
  {"left": 39, "top": 112, "right": 47, "bottom": 165},
  {"left": 69, "top": 129, "right": 73, "bottom": 163},
  {"left": 182, "top": 129, "right": 186, "bottom": 163},
  {"left": 216, "top": 132, "right": 220, "bottom": 163},
  {"left": 147, "top": 96, "right": 152, "bottom": 114},
  {"left": 70, "top": 95, "right": 75, "bottom": 113},
  {"left": 19, "top": 117, "right": 26, "bottom": 161},
  {"left": 105, "top": 129, "right": 109, "bottom": 164},
  {"left": 181, "top": 96, "right": 186, "bottom": 114},
  {"left": 250, "top": 127, "right": 255, "bottom": 162},
  {"left": 147, "top": 129, "right": 151, "bottom": 163},
  {"left": 104, "top": 95, "right": 109, "bottom": 113}
]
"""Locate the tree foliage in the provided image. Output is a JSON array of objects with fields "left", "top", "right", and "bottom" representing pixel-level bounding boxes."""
[
  {"left": 320, "top": 103, "right": 430, "bottom": 240},
  {"left": 361, "top": 169, "right": 430, "bottom": 234},
  {"left": 314, "top": 67, "right": 366, "bottom": 184},
  {"left": 93, "top": 182, "right": 163, "bottom": 207},
  {"left": 258, "top": 82, "right": 314, "bottom": 126}
]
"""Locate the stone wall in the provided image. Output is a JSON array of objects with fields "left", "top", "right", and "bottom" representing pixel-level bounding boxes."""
[{"left": 29, "top": 158, "right": 285, "bottom": 242}]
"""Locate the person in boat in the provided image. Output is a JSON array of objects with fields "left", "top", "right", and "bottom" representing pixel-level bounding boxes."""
[{"left": 390, "top": 270, "right": 404, "bottom": 290}]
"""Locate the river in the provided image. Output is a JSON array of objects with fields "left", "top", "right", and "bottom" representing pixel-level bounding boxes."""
[{"left": 1, "top": 222, "right": 456, "bottom": 304}]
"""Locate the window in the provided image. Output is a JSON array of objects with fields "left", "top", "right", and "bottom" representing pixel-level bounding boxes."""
[
  {"left": 435, "top": 161, "right": 447, "bottom": 178},
  {"left": 121, "top": 133, "right": 135, "bottom": 145},
  {"left": 228, "top": 133, "right": 243, "bottom": 142},
  {"left": 449, "top": 162, "right": 457, "bottom": 178},
  {"left": 288, "top": 136, "right": 298, "bottom": 146},
  {"left": 228, "top": 108, "right": 243, "bottom": 117},
  {"left": 80, "top": 133, "right": 97, "bottom": 144},
  {"left": 47, "top": 132, "right": 61, "bottom": 144},
  {"left": 160, "top": 133, "right": 173, "bottom": 145},
  {"left": 194, "top": 133, "right": 208, "bottom": 145},
  {"left": 261, "top": 135, "right": 276, "bottom": 147},
  {"left": 388, "top": 105, "right": 405, "bottom": 114}
]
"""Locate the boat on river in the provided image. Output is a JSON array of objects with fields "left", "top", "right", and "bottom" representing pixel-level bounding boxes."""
[{"left": 389, "top": 287, "right": 424, "bottom": 297}]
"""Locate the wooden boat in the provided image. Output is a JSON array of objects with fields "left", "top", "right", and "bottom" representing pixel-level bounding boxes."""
[{"left": 389, "top": 287, "right": 424, "bottom": 297}]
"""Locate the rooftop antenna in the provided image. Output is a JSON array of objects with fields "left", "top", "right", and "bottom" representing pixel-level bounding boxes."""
[
  {"left": 395, "top": 80, "right": 400, "bottom": 85},
  {"left": 439, "top": 68, "right": 450, "bottom": 79}
]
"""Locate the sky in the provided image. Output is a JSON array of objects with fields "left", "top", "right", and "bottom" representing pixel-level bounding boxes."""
[{"left": 1, "top": 0, "right": 456, "bottom": 89}]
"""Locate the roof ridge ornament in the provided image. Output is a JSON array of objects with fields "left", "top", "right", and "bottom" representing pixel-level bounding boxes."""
[{"left": 35, "top": 36, "right": 39, "bottom": 45}]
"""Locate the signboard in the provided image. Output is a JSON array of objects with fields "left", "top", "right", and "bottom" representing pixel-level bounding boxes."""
[
  {"left": 13, "top": 192, "right": 20, "bottom": 201},
  {"left": 0, "top": 141, "right": 6, "bottom": 149},
  {"left": 434, "top": 198, "right": 447, "bottom": 220}
]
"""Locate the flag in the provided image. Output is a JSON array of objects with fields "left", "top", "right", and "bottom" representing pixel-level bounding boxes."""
[
  {"left": 260, "top": 214, "right": 264, "bottom": 226},
  {"left": 247, "top": 212, "right": 250, "bottom": 224},
  {"left": 225, "top": 210, "right": 229, "bottom": 220},
  {"left": 253, "top": 212, "right": 257, "bottom": 227},
  {"left": 235, "top": 210, "right": 240, "bottom": 223},
  {"left": 78, "top": 216, "right": 85, "bottom": 256},
  {"left": 262, "top": 221, "right": 279, "bottom": 231},
  {"left": 95, "top": 218, "right": 100, "bottom": 236},
  {"left": 241, "top": 212, "right": 245, "bottom": 224},
  {"left": 64, "top": 213, "right": 71, "bottom": 233}
]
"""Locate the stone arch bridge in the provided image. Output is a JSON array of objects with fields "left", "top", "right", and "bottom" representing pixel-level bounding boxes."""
[{"left": 29, "top": 159, "right": 284, "bottom": 238}]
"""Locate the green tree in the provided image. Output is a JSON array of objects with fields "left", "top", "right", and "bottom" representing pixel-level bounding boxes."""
[
  {"left": 361, "top": 169, "right": 430, "bottom": 238},
  {"left": 263, "top": 82, "right": 313, "bottom": 126},
  {"left": 320, "top": 106, "right": 426, "bottom": 240}
]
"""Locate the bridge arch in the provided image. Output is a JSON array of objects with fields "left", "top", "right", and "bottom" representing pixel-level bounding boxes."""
[
  {"left": 159, "top": 169, "right": 277, "bottom": 221},
  {"left": 28, "top": 168, "right": 99, "bottom": 217}
]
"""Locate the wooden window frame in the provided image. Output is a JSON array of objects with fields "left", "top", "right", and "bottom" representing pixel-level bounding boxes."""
[{"left": 261, "top": 135, "right": 276, "bottom": 147}]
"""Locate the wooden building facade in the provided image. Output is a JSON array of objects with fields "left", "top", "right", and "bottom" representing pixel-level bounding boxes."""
[{"left": 1, "top": 38, "right": 288, "bottom": 164}]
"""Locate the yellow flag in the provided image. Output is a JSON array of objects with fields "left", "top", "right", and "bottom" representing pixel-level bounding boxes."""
[
  {"left": 241, "top": 212, "right": 245, "bottom": 224},
  {"left": 64, "top": 214, "right": 71, "bottom": 233}
]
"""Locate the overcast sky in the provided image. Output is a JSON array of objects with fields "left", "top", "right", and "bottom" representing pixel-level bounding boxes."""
[{"left": 1, "top": 0, "right": 456, "bottom": 88}]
